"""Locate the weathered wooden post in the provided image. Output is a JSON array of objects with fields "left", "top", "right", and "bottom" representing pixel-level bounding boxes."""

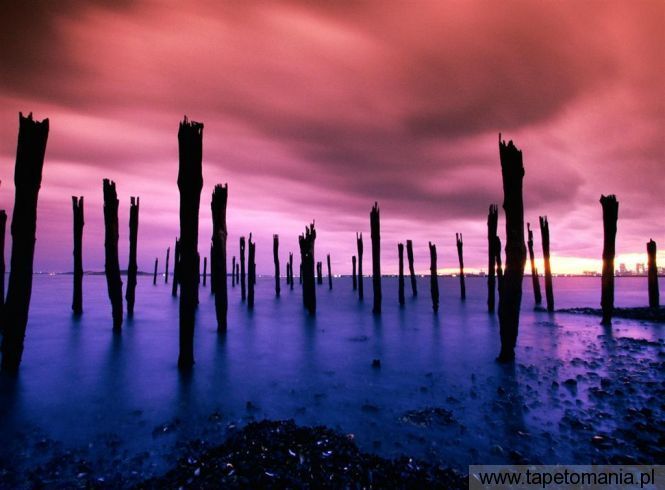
[
  {"left": 357, "top": 233, "right": 364, "bottom": 300},
  {"left": 299, "top": 263, "right": 303, "bottom": 285},
  {"left": 456, "top": 233, "right": 466, "bottom": 300},
  {"left": 370, "top": 202, "right": 381, "bottom": 314},
  {"left": 327, "top": 254, "right": 332, "bottom": 290},
  {"left": 289, "top": 252, "right": 294, "bottom": 290},
  {"left": 211, "top": 184, "right": 228, "bottom": 330},
  {"left": 647, "top": 239, "right": 659, "bottom": 308},
  {"left": 316, "top": 261, "right": 323, "bottom": 284},
  {"left": 126, "top": 196, "right": 139, "bottom": 316},
  {"left": 153, "top": 258, "right": 158, "bottom": 285},
  {"left": 165, "top": 246, "right": 170, "bottom": 284},
  {"left": 202, "top": 257, "right": 207, "bottom": 287},
  {"left": 429, "top": 242, "right": 439, "bottom": 313},
  {"left": 235, "top": 262, "right": 239, "bottom": 284},
  {"left": 1, "top": 113, "right": 49, "bottom": 372},
  {"left": 273, "top": 234, "right": 281, "bottom": 297},
  {"left": 177, "top": 117, "right": 203, "bottom": 370},
  {"left": 285, "top": 261, "right": 291, "bottom": 287},
  {"left": 600, "top": 194, "right": 618, "bottom": 325},
  {"left": 526, "top": 223, "right": 542, "bottom": 306},
  {"left": 406, "top": 240, "right": 417, "bottom": 297},
  {"left": 247, "top": 234, "right": 256, "bottom": 309},
  {"left": 487, "top": 204, "right": 498, "bottom": 313},
  {"left": 539, "top": 216, "right": 554, "bottom": 312},
  {"left": 102, "top": 179, "right": 123, "bottom": 331},
  {"left": 495, "top": 235, "right": 504, "bottom": 309},
  {"left": 231, "top": 256, "right": 236, "bottom": 288},
  {"left": 352, "top": 256, "right": 357, "bottom": 290},
  {"left": 398, "top": 243, "right": 405, "bottom": 306},
  {"left": 71, "top": 196, "right": 84, "bottom": 315},
  {"left": 240, "top": 236, "right": 246, "bottom": 301},
  {"left": 299, "top": 223, "right": 317, "bottom": 314},
  {"left": 171, "top": 238, "right": 180, "bottom": 297},
  {"left": 0, "top": 211, "right": 5, "bottom": 316},
  {"left": 497, "top": 136, "right": 527, "bottom": 363}
]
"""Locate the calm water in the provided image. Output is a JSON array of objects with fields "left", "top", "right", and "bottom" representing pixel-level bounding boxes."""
[{"left": 0, "top": 275, "right": 662, "bottom": 481}]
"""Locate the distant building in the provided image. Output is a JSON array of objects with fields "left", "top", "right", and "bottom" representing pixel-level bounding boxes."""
[{"left": 619, "top": 263, "right": 627, "bottom": 275}]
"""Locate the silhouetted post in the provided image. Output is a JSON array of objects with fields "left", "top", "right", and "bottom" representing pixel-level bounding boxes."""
[
  {"left": 526, "top": 223, "right": 542, "bottom": 306},
  {"left": 247, "top": 234, "right": 256, "bottom": 309},
  {"left": 286, "top": 261, "right": 291, "bottom": 287},
  {"left": 406, "top": 240, "right": 417, "bottom": 297},
  {"left": 289, "top": 252, "right": 294, "bottom": 290},
  {"left": 71, "top": 196, "right": 84, "bottom": 315},
  {"left": 211, "top": 184, "right": 228, "bottom": 330},
  {"left": 102, "top": 179, "right": 123, "bottom": 331},
  {"left": 1, "top": 114, "right": 48, "bottom": 373},
  {"left": 398, "top": 243, "right": 405, "bottom": 306},
  {"left": 202, "top": 257, "right": 207, "bottom": 287},
  {"left": 299, "top": 263, "right": 303, "bottom": 285},
  {"left": 352, "top": 256, "right": 357, "bottom": 290},
  {"left": 370, "top": 202, "right": 381, "bottom": 314},
  {"left": 177, "top": 117, "right": 203, "bottom": 370},
  {"left": 429, "top": 242, "right": 439, "bottom": 313},
  {"left": 153, "top": 258, "right": 158, "bottom": 285},
  {"left": 171, "top": 238, "right": 180, "bottom": 297},
  {"left": 600, "top": 194, "right": 618, "bottom": 325},
  {"left": 165, "top": 247, "right": 170, "bottom": 284},
  {"left": 273, "top": 234, "right": 280, "bottom": 297},
  {"left": 456, "top": 233, "right": 466, "bottom": 300},
  {"left": 126, "top": 196, "right": 139, "bottom": 316},
  {"left": 487, "top": 204, "right": 498, "bottom": 313},
  {"left": 497, "top": 136, "right": 527, "bottom": 363},
  {"left": 539, "top": 216, "right": 554, "bottom": 312},
  {"left": 231, "top": 256, "right": 236, "bottom": 288},
  {"left": 316, "top": 261, "right": 323, "bottom": 285},
  {"left": 357, "top": 233, "right": 364, "bottom": 300},
  {"left": 0, "top": 211, "right": 5, "bottom": 316},
  {"left": 299, "top": 223, "right": 317, "bottom": 314},
  {"left": 240, "top": 236, "right": 246, "bottom": 301},
  {"left": 327, "top": 254, "right": 332, "bottom": 290},
  {"left": 647, "top": 239, "right": 659, "bottom": 308},
  {"left": 235, "top": 262, "right": 239, "bottom": 284},
  {"left": 495, "top": 236, "right": 504, "bottom": 296}
]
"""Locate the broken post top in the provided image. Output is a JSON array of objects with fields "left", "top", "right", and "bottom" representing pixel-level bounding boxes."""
[
  {"left": 498, "top": 133, "right": 524, "bottom": 176},
  {"left": 456, "top": 233, "right": 463, "bottom": 247},
  {"left": 177, "top": 116, "right": 204, "bottom": 191},
  {"left": 539, "top": 215, "right": 548, "bottom": 229},
  {"left": 240, "top": 236, "right": 245, "bottom": 250},
  {"left": 527, "top": 222, "right": 533, "bottom": 239},
  {"left": 103, "top": 179, "right": 118, "bottom": 206},
  {"left": 130, "top": 196, "right": 140, "bottom": 208},
  {"left": 600, "top": 194, "right": 619, "bottom": 215},
  {"left": 370, "top": 202, "right": 380, "bottom": 236},
  {"left": 647, "top": 239, "right": 656, "bottom": 253},
  {"left": 211, "top": 184, "right": 228, "bottom": 233},
  {"left": 16, "top": 112, "right": 49, "bottom": 187},
  {"left": 72, "top": 196, "right": 84, "bottom": 223},
  {"left": 356, "top": 232, "right": 363, "bottom": 252},
  {"left": 487, "top": 204, "right": 498, "bottom": 234}
]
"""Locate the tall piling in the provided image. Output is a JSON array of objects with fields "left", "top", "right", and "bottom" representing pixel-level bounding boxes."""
[
  {"left": 316, "top": 261, "right": 323, "bottom": 285},
  {"left": 600, "top": 195, "right": 619, "bottom": 325},
  {"left": 71, "top": 196, "right": 84, "bottom": 315},
  {"left": 429, "top": 242, "right": 439, "bottom": 313},
  {"left": 327, "top": 254, "right": 332, "bottom": 290},
  {"left": 357, "top": 233, "right": 364, "bottom": 300},
  {"left": 231, "top": 256, "right": 236, "bottom": 288},
  {"left": 406, "top": 240, "right": 417, "bottom": 297},
  {"left": 539, "top": 216, "right": 554, "bottom": 312},
  {"left": 211, "top": 184, "right": 228, "bottom": 330},
  {"left": 1, "top": 113, "right": 49, "bottom": 373},
  {"left": 370, "top": 202, "right": 381, "bottom": 314},
  {"left": 456, "top": 233, "right": 466, "bottom": 300},
  {"left": 526, "top": 223, "right": 542, "bottom": 306},
  {"left": 289, "top": 252, "right": 294, "bottom": 290},
  {"left": 0, "top": 211, "right": 5, "bottom": 317},
  {"left": 352, "top": 256, "right": 357, "bottom": 290},
  {"left": 177, "top": 117, "right": 203, "bottom": 370},
  {"left": 165, "top": 247, "right": 170, "bottom": 284},
  {"left": 398, "top": 243, "right": 405, "bottom": 306},
  {"left": 487, "top": 204, "right": 498, "bottom": 313},
  {"left": 171, "top": 238, "right": 180, "bottom": 297},
  {"left": 273, "top": 234, "right": 281, "bottom": 297},
  {"left": 240, "top": 237, "right": 246, "bottom": 301},
  {"left": 497, "top": 136, "right": 527, "bottom": 363},
  {"left": 299, "top": 223, "right": 317, "bottom": 314},
  {"left": 153, "top": 258, "right": 158, "bottom": 285},
  {"left": 647, "top": 239, "right": 659, "bottom": 308},
  {"left": 102, "top": 179, "right": 123, "bottom": 331},
  {"left": 247, "top": 234, "right": 256, "bottom": 310},
  {"left": 126, "top": 196, "right": 139, "bottom": 316},
  {"left": 202, "top": 257, "right": 207, "bottom": 287}
]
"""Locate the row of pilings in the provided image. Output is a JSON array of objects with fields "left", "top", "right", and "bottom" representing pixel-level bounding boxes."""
[{"left": 0, "top": 113, "right": 661, "bottom": 372}]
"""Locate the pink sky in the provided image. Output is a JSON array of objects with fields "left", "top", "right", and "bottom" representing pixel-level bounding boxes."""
[{"left": 0, "top": 1, "right": 663, "bottom": 275}]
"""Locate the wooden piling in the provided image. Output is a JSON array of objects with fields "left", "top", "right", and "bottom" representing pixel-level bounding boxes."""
[
  {"left": 647, "top": 239, "right": 659, "bottom": 308},
  {"left": 429, "top": 242, "right": 439, "bottom": 313},
  {"left": 165, "top": 246, "right": 170, "bottom": 284},
  {"left": 171, "top": 238, "right": 180, "bottom": 297},
  {"left": 248, "top": 234, "right": 256, "bottom": 309},
  {"left": 487, "top": 204, "right": 498, "bottom": 313},
  {"left": 370, "top": 202, "right": 381, "bottom": 314},
  {"left": 126, "top": 196, "right": 139, "bottom": 316},
  {"left": 398, "top": 243, "right": 405, "bottom": 306},
  {"left": 497, "top": 135, "right": 527, "bottom": 363},
  {"left": 177, "top": 117, "right": 203, "bottom": 370},
  {"left": 1, "top": 113, "right": 49, "bottom": 373},
  {"left": 102, "top": 179, "right": 123, "bottom": 331},
  {"left": 273, "top": 234, "right": 280, "bottom": 297},
  {"left": 202, "top": 257, "right": 207, "bottom": 287},
  {"left": 406, "top": 240, "right": 417, "bottom": 297},
  {"left": 211, "top": 184, "right": 228, "bottom": 330},
  {"left": 526, "top": 223, "right": 542, "bottom": 306},
  {"left": 299, "top": 223, "right": 317, "bottom": 314},
  {"left": 231, "top": 256, "right": 236, "bottom": 288},
  {"left": 600, "top": 194, "right": 618, "bottom": 325},
  {"left": 539, "top": 216, "right": 554, "bottom": 312},
  {"left": 352, "top": 256, "right": 357, "bottom": 290},
  {"left": 327, "top": 254, "right": 332, "bottom": 290},
  {"left": 289, "top": 252, "right": 294, "bottom": 290},
  {"left": 456, "top": 233, "right": 466, "bottom": 300},
  {"left": 71, "top": 196, "right": 84, "bottom": 315},
  {"left": 235, "top": 261, "right": 239, "bottom": 284},
  {"left": 153, "top": 258, "right": 158, "bottom": 285},
  {"left": 0, "top": 210, "right": 5, "bottom": 318},
  {"left": 357, "top": 233, "right": 364, "bottom": 300},
  {"left": 316, "top": 261, "right": 323, "bottom": 285},
  {"left": 240, "top": 236, "right": 246, "bottom": 301}
]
